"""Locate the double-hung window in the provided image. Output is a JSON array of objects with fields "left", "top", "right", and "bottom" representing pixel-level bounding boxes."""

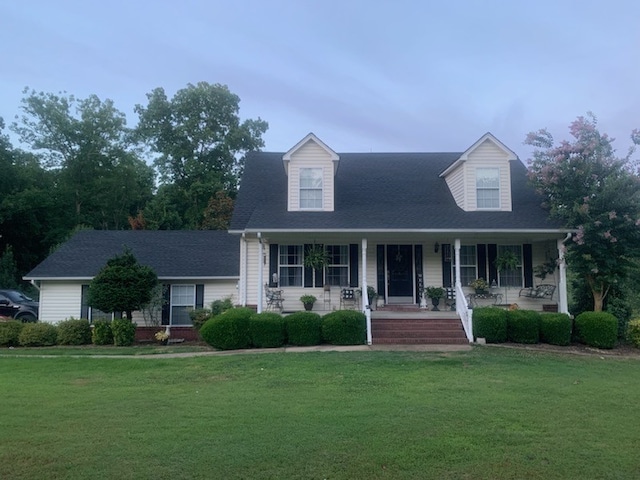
[
  {"left": 170, "top": 284, "right": 195, "bottom": 325},
  {"left": 279, "top": 245, "right": 303, "bottom": 286},
  {"left": 326, "top": 245, "right": 349, "bottom": 286},
  {"left": 452, "top": 245, "right": 477, "bottom": 287},
  {"left": 476, "top": 168, "right": 500, "bottom": 209},
  {"left": 299, "top": 168, "right": 323, "bottom": 209},
  {"left": 497, "top": 245, "right": 523, "bottom": 287}
]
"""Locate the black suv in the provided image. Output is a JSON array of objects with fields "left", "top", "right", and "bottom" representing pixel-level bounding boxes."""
[{"left": 0, "top": 289, "right": 39, "bottom": 322}]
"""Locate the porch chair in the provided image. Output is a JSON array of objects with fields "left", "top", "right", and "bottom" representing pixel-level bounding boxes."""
[
  {"left": 264, "top": 284, "right": 284, "bottom": 312},
  {"left": 518, "top": 284, "right": 555, "bottom": 300},
  {"left": 340, "top": 288, "right": 358, "bottom": 310}
]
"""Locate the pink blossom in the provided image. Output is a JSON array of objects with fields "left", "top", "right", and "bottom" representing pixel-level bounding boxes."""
[{"left": 608, "top": 211, "right": 617, "bottom": 219}]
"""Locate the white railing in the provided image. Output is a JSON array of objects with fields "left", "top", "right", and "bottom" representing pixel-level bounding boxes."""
[{"left": 455, "top": 284, "right": 473, "bottom": 343}]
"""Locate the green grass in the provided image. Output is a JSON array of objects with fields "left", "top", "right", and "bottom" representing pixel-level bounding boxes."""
[
  {"left": 1, "top": 348, "right": 639, "bottom": 479},
  {"left": 0, "top": 344, "right": 213, "bottom": 356}
]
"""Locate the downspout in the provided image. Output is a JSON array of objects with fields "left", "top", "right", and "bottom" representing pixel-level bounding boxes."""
[
  {"left": 557, "top": 233, "right": 572, "bottom": 315},
  {"left": 362, "top": 238, "right": 372, "bottom": 345},
  {"left": 257, "top": 232, "right": 263, "bottom": 313}
]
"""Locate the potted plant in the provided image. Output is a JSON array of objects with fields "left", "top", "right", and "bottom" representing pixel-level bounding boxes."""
[
  {"left": 303, "top": 244, "right": 329, "bottom": 271},
  {"left": 469, "top": 278, "right": 489, "bottom": 294},
  {"left": 424, "top": 286, "right": 445, "bottom": 311},
  {"left": 300, "top": 294, "right": 317, "bottom": 311}
]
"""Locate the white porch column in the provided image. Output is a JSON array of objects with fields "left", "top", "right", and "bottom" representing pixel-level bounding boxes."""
[
  {"left": 257, "top": 233, "right": 263, "bottom": 313},
  {"left": 557, "top": 237, "right": 569, "bottom": 314},
  {"left": 454, "top": 239, "right": 462, "bottom": 288},
  {"left": 240, "top": 234, "right": 247, "bottom": 306},
  {"left": 362, "top": 238, "right": 372, "bottom": 345}
]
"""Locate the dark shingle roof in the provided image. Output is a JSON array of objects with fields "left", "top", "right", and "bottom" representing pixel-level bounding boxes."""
[
  {"left": 230, "top": 151, "right": 563, "bottom": 231},
  {"left": 25, "top": 230, "right": 239, "bottom": 279}
]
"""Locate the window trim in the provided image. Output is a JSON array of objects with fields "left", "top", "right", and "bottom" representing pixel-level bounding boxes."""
[
  {"left": 299, "top": 167, "right": 323, "bottom": 210},
  {"left": 452, "top": 245, "right": 477, "bottom": 287},
  {"left": 476, "top": 167, "right": 500, "bottom": 209},
  {"left": 170, "top": 284, "right": 196, "bottom": 326},
  {"left": 325, "top": 244, "right": 349, "bottom": 287},
  {"left": 278, "top": 245, "right": 304, "bottom": 287},
  {"left": 497, "top": 245, "right": 524, "bottom": 287}
]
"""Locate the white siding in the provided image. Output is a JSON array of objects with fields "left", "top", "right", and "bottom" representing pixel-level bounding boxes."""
[
  {"left": 465, "top": 140, "right": 512, "bottom": 211},
  {"left": 444, "top": 163, "right": 466, "bottom": 209},
  {"left": 287, "top": 140, "right": 335, "bottom": 211},
  {"left": 38, "top": 281, "right": 83, "bottom": 323}
]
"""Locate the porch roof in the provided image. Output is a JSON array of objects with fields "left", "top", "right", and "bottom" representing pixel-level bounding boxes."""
[{"left": 230, "top": 152, "right": 565, "bottom": 233}]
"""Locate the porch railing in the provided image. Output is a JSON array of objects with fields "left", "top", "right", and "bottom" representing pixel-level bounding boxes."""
[{"left": 455, "top": 284, "right": 473, "bottom": 343}]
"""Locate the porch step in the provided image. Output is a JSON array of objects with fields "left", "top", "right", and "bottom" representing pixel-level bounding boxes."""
[{"left": 372, "top": 318, "right": 468, "bottom": 345}]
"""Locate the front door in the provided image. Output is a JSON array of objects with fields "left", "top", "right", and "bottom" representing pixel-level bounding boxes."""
[{"left": 386, "top": 245, "right": 414, "bottom": 303}]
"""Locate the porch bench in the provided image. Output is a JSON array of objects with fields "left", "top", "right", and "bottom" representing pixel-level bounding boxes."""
[{"left": 518, "top": 284, "right": 555, "bottom": 300}]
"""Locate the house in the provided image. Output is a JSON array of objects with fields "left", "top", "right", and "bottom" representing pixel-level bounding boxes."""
[
  {"left": 24, "top": 230, "right": 239, "bottom": 330},
  {"left": 229, "top": 133, "right": 571, "bottom": 342}
]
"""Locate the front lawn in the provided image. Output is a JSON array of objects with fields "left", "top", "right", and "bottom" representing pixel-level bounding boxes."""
[{"left": 1, "top": 348, "right": 638, "bottom": 479}]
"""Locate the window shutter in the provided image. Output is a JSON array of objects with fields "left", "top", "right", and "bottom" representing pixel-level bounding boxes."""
[
  {"left": 441, "top": 244, "right": 452, "bottom": 287},
  {"left": 81, "top": 285, "right": 89, "bottom": 320},
  {"left": 523, "top": 244, "right": 533, "bottom": 287},
  {"left": 304, "top": 244, "right": 313, "bottom": 287},
  {"left": 414, "top": 245, "right": 423, "bottom": 303},
  {"left": 377, "top": 245, "right": 385, "bottom": 300},
  {"left": 196, "top": 284, "right": 204, "bottom": 309},
  {"left": 269, "top": 244, "right": 278, "bottom": 287},
  {"left": 161, "top": 284, "right": 171, "bottom": 325},
  {"left": 488, "top": 244, "right": 498, "bottom": 285},
  {"left": 477, "top": 244, "right": 487, "bottom": 282},
  {"left": 349, "top": 244, "right": 359, "bottom": 287}
]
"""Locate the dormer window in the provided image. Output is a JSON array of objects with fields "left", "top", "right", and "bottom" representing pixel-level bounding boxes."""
[
  {"left": 476, "top": 167, "right": 500, "bottom": 209},
  {"left": 300, "top": 168, "right": 323, "bottom": 209}
]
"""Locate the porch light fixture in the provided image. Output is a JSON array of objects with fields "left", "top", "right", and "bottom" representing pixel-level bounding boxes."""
[{"left": 434, "top": 242, "right": 440, "bottom": 253}]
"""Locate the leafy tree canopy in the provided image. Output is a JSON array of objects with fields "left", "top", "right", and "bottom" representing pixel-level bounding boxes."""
[
  {"left": 526, "top": 113, "right": 640, "bottom": 311},
  {"left": 88, "top": 249, "right": 158, "bottom": 320}
]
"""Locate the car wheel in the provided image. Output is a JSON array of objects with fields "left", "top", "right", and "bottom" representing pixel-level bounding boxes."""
[{"left": 18, "top": 314, "right": 37, "bottom": 323}]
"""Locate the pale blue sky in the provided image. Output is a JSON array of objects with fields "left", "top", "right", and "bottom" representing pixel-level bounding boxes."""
[{"left": 1, "top": 0, "right": 638, "bottom": 161}]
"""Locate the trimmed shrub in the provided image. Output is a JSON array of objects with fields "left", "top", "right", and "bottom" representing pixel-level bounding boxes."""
[
  {"left": 200, "top": 307, "right": 253, "bottom": 350},
  {"left": 574, "top": 311, "right": 617, "bottom": 349},
  {"left": 626, "top": 319, "right": 640, "bottom": 348},
  {"left": 322, "top": 310, "right": 366, "bottom": 345},
  {"left": 284, "top": 311, "right": 323, "bottom": 346},
  {"left": 506, "top": 310, "right": 540, "bottom": 344},
  {"left": 189, "top": 308, "right": 212, "bottom": 332},
  {"left": 111, "top": 318, "right": 136, "bottom": 346},
  {"left": 211, "top": 297, "right": 234, "bottom": 316},
  {"left": 249, "top": 312, "right": 285, "bottom": 348},
  {"left": 19, "top": 322, "right": 58, "bottom": 346},
  {"left": 472, "top": 307, "right": 507, "bottom": 343},
  {"left": 56, "top": 318, "right": 92, "bottom": 345},
  {"left": 92, "top": 319, "right": 113, "bottom": 345},
  {"left": 0, "top": 320, "right": 24, "bottom": 347},
  {"left": 540, "top": 313, "right": 572, "bottom": 346}
]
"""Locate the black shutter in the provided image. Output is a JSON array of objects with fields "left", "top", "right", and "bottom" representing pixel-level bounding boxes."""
[
  {"left": 269, "top": 244, "right": 278, "bottom": 287},
  {"left": 477, "top": 244, "right": 487, "bottom": 282},
  {"left": 414, "top": 245, "right": 423, "bottom": 303},
  {"left": 377, "top": 245, "right": 385, "bottom": 300},
  {"left": 161, "top": 284, "right": 171, "bottom": 326},
  {"left": 304, "top": 244, "right": 313, "bottom": 287},
  {"left": 441, "top": 244, "right": 452, "bottom": 287},
  {"left": 523, "top": 244, "right": 533, "bottom": 287},
  {"left": 488, "top": 244, "right": 498, "bottom": 284},
  {"left": 196, "top": 284, "right": 204, "bottom": 309},
  {"left": 349, "top": 244, "right": 359, "bottom": 287},
  {"left": 81, "top": 285, "right": 89, "bottom": 319}
]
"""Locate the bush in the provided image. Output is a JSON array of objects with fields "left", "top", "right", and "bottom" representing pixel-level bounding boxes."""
[
  {"left": 111, "top": 318, "right": 136, "bottom": 346},
  {"left": 211, "top": 297, "right": 234, "bottom": 316},
  {"left": 322, "top": 310, "right": 366, "bottom": 345},
  {"left": 284, "top": 311, "right": 323, "bottom": 346},
  {"left": 626, "top": 319, "right": 640, "bottom": 348},
  {"left": 19, "top": 322, "right": 58, "bottom": 346},
  {"left": 540, "top": 313, "right": 572, "bottom": 346},
  {"left": 0, "top": 320, "right": 24, "bottom": 347},
  {"left": 574, "top": 311, "right": 617, "bottom": 349},
  {"left": 92, "top": 319, "right": 113, "bottom": 345},
  {"left": 200, "top": 307, "right": 253, "bottom": 350},
  {"left": 56, "top": 318, "right": 92, "bottom": 345},
  {"left": 189, "top": 308, "right": 212, "bottom": 332},
  {"left": 506, "top": 310, "right": 540, "bottom": 344},
  {"left": 472, "top": 307, "right": 507, "bottom": 343},
  {"left": 249, "top": 312, "right": 285, "bottom": 348}
]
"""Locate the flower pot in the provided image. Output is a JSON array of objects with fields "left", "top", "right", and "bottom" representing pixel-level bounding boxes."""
[
  {"left": 304, "top": 303, "right": 314, "bottom": 311},
  {"left": 431, "top": 298, "right": 441, "bottom": 311}
]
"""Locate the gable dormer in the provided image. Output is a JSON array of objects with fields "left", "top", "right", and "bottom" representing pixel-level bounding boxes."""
[
  {"left": 440, "top": 133, "right": 517, "bottom": 212},
  {"left": 283, "top": 133, "right": 339, "bottom": 212}
]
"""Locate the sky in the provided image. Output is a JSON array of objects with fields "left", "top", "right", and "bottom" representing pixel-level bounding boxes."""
[{"left": 1, "top": 0, "right": 639, "bottom": 162}]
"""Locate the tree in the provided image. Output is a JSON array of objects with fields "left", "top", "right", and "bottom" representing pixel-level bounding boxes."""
[
  {"left": 88, "top": 249, "right": 157, "bottom": 320},
  {"left": 135, "top": 82, "right": 268, "bottom": 228},
  {"left": 0, "top": 246, "right": 19, "bottom": 289},
  {"left": 526, "top": 114, "right": 640, "bottom": 311},
  {"left": 201, "top": 190, "right": 234, "bottom": 230},
  {"left": 12, "top": 89, "right": 154, "bottom": 230}
]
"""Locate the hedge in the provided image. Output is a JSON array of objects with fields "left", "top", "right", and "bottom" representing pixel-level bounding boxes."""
[
  {"left": 249, "top": 312, "right": 285, "bottom": 348},
  {"left": 92, "top": 319, "right": 113, "bottom": 345},
  {"left": 19, "top": 322, "right": 58, "bottom": 347},
  {"left": 472, "top": 307, "right": 507, "bottom": 343},
  {"left": 506, "top": 310, "right": 540, "bottom": 344},
  {"left": 111, "top": 318, "right": 136, "bottom": 346},
  {"left": 540, "top": 313, "right": 572, "bottom": 346},
  {"left": 57, "top": 318, "right": 92, "bottom": 345},
  {"left": 284, "top": 311, "right": 323, "bottom": 346},
  {"left": 322, "top": 310, "right": 366, "bottom": 345},
  {"left": 200, "top": 307, "right": 253, "bottom": 350},
  {"left": 574, "top": 311, "right": 617, "bottom": 349},
  {"left": 627, "top": 319, "right": 640, "bottom": 348},
  {"left": 0, "top": 320, "right": 24, "bottom": 347}
]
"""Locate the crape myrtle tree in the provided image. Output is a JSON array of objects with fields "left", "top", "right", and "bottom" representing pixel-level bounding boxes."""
[
  {"left": 526, "top": 114, "right": 640, "bottom": 312},
  {"left": 88, "top": 249, "right": 158, "bottom": 320},
  {"left": 135, "top": 82, "right": 268, "bottom": 229}
]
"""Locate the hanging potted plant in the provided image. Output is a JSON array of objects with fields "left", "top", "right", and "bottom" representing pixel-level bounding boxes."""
[
  {"left": 303, "top": 244, "right": 329, "bottom": 271},
  {"left": 424, "top": 286, "right": 445, "bottom": 311},
  {"left": 494, "top": 250, "right": 519, "bottom": 303}
]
